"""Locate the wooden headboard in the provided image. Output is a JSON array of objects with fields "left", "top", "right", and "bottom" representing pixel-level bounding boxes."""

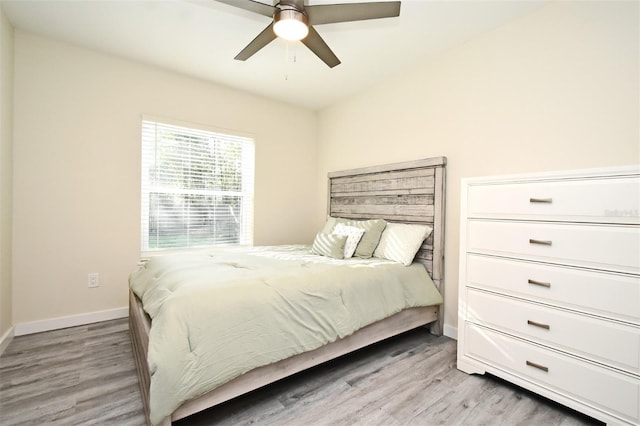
[{"left": 328, "top": 157, "right": 446, "bottom": 333}]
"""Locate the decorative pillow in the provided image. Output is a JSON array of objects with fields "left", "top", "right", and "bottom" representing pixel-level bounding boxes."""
[
  {"left": 373, "top": 222, "right": 433, "bottom": 266},
  {"left": 311, "top": 232, "right": 347, "bottom": 259},
  {"left": 344, "top": 219, "right": 387, "bottom": 258},
  {"left": 331, "top": 223, "right": 365, "bottom": 258}
]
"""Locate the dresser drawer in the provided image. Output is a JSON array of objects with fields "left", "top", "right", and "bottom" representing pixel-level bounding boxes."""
[
  {"left": 467, "top": 220, "right": 640, "bottom": 274},
  {"left": 465, "top": 254, "right": 640, "bottom": 323},
  {"left": 464, "top": 323, "right": 640, "bottom": 423},
  {"left": 466, "top": 176, "right": 640, "bottom": 224},
  {"left": 465, "top": 289, "right": 640, "bottom": 374}
]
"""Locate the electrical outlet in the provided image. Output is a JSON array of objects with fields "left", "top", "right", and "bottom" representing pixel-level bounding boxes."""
[{"left": 88, "top": 273, "right": 100, "bottom": 288}]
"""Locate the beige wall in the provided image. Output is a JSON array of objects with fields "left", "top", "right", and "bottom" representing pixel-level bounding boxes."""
[
  {"left": 317, "top": 1, "right": 640, "bottom": 336},
  {"left": 12, "top": 32, "right": 319, "bottom": 324},
  {"left": 0, "top": 5, "right": 14, "bottom": 339}
]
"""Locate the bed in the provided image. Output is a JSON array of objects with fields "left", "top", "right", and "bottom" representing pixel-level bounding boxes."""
[{"left": 129, "top": 156, "right": 447, "bottom": 426}]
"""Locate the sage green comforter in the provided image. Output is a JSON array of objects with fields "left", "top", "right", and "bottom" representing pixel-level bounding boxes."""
[{"left": 129, "top": 245, "right": 443, "bottom": 425}]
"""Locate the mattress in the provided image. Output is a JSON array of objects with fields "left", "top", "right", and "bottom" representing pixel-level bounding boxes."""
[{"left": 129, "top": 245, "right": 443, "bottom": 425}]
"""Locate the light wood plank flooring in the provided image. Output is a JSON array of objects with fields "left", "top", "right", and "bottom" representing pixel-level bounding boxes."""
[{"left": 0, "top": 318, "right": 602, "bottom": 425}]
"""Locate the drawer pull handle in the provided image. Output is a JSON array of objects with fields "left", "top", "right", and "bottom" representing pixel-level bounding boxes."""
[
  {"left": 527, "top": 320, "right": 550, "bottom": 330},
  {"left": 529, "top": 239, "right": 552, "bottom": 246},
  {"left": 530, "top": 198, "right": 553, "bottom": 203},
  {"left": 528, "top": 279, "right": 551, "bottom": 288},
  {"left": 526, "top": 360, "right": 549, "bottom": 372}
]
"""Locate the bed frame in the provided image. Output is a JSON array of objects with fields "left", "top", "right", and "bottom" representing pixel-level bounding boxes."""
[{"left": 129, "top": 156, "right": 447, "bottom": 426}]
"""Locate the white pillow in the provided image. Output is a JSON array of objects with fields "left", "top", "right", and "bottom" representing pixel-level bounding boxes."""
[
  {"left": 332, "top": 223, "right": 365, "bottom": 259},
  {"left": 373, "top": 222, "right": 433, "bottom": 266}
]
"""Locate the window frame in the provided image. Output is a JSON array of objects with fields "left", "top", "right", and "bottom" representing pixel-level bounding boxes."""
[{"left": 140, "top": 116, "right": 255, "bottom": 256}]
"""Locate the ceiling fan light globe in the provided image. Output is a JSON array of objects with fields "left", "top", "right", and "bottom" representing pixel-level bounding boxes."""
[{"left": 273, "top": 10, "right": 309, "bottom": 41}]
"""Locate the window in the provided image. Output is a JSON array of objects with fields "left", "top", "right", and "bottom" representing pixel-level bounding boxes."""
[{"left": 141, "top": 118, "right": 254, "bottom": 252}]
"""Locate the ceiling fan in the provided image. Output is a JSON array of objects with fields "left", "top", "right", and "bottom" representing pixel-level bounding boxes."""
[{"left": 212, "top": 0, "right": 401, "bottom": 68}]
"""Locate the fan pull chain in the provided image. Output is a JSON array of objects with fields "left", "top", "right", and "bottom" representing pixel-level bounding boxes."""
[
  {"left": 284, "top": 41, "right": 298, "bottom": 81},
  {"left": 285, "top": 42, "right": 289, "bottom": 81}
]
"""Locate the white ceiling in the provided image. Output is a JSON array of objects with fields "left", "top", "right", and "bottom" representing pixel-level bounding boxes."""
[{"left": 1, "top": 0, "right": 548, "bottom": 110}]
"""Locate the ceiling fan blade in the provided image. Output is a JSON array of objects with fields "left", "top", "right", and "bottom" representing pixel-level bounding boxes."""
[
  {"left": 234, "top": 22, "right": 277, "bottom": 61},
  {"left": 212, "top": 0, "right": 277, "bottom": 18},
  {"left": 306, "top": 1, "right": 401, "bottom": 26},
  {"left": 301, "top": 26, "right": 341, "bottom": 68}
]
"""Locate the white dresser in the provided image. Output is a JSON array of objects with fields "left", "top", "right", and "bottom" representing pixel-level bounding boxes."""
[{"left": 457, "top": 165, "right": 640, "bottom": 425}]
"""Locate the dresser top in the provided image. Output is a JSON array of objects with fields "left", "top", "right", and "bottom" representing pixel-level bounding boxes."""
[{"left": 462, "top": 164, "right": 640, "bottom": 186}]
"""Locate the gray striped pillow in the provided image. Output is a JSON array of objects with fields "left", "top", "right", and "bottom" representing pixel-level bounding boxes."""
[{"left": 311, "top": 233, "right": 347, "bottom": 259}]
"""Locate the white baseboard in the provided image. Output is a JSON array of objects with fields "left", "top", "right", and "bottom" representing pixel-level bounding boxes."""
[
  {"left": 0, "top": 325, "right": 14, "bottom": 355},
  {"left": 443, "top": 324, "right": 458, "bottom": 340},
  {"left": 14, "top": 307, "right": 128, "bottom": 336}
]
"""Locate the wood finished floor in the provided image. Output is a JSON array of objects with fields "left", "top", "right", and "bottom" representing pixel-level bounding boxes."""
[{"left": 0, "top": 318, "right": 602, "bottom": 426}]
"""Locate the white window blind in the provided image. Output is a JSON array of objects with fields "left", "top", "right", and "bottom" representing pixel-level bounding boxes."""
[{"left": 141, "top": 119, "right": 255, "bottom": 252}]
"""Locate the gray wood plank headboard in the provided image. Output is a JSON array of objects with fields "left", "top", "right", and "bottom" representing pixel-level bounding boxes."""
[{"left": 328, "top": 157, "right": 446, "bottom": 333}]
